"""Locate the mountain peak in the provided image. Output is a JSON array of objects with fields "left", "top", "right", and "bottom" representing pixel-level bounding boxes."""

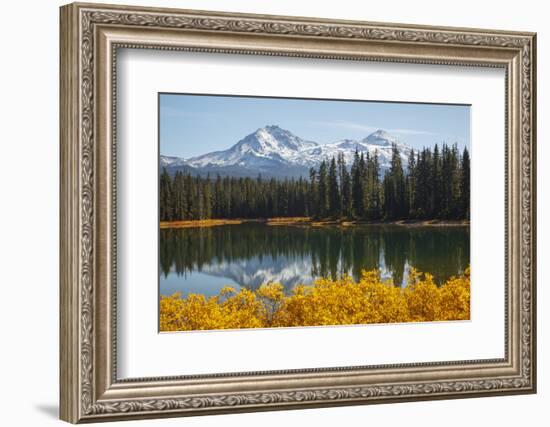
[
  {"left": 187, "top": 124, "right": 317, "bottom": 170},
  {"left": 165, "top": 126, "right": 411, "bottom": 179},
  {"left": 363, "top": 129, "right": 399, "bottom": 146},
  {"left": 371, "top": 129, "right": 391, "bottom": 138},
  {"left": 255, "top": 124, "right": 286, "bottom": 137},
  {"left": 334, "top": 139, "right": 366, "bottom": 150}
]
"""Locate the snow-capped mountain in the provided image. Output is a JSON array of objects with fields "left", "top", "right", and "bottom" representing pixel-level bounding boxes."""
[
  {"left": 184, "top": 125, "right": 318, "bottom": 178},
  {"left": 363, "top": 129, "right": 401, "bottom": 146},
  {"left": 188, "top": 125, "right": 317, "bottom": 168},
  {"left": 295, "top": 130, "right": 411, "bottom": 170},
  {"left": 199, "top": 255, "right": 315, "bottom": 292},
  {"left": 159, "top": 155, "right": 188, "bottom": 168},
  {"left": 161, "top": 125, "right": 412, "bottom": 179}
]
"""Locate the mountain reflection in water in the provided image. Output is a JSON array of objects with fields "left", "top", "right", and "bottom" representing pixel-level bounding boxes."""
[{"left": 159, "top": 223, "right": 469, "bottom": 298}]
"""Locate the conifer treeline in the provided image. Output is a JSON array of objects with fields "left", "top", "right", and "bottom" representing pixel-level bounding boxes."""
[{"left": 160, "top": 143, "right": 470, "bottom": 221}]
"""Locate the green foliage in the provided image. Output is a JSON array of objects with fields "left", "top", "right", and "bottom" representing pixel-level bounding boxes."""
[
  {"left": 460, "top": 147, "right": 470, "bottom": 219},
  {"left": 159, "top": 144, "right": 470, "bottom": 221},
  {"left": 328, "top": 157, "right": 341, "bottom": 217}
]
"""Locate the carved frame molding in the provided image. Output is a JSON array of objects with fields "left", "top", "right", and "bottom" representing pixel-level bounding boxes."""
[{"left": 60, "top": 2, "right": 536, "bottom": 423}]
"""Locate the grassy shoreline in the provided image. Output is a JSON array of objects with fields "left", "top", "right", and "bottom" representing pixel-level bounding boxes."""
[
  {"left": 160, "top": 217, "right": 469, "bottom": 229},
  {"left": 160, "top": 219, "right": 244, "bottom": 228}
]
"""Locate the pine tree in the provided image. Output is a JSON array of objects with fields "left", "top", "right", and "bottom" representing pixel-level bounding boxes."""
[
  {"left": 318, "top": 160, "right": 329, "bottom": 218},
  {"left": 328, "top": 157, "right": 341, "bottom": 217},
  {"left": 363, "top": 152, "right": 372, "bottom": 217},
  {"left": 172, "top": 171, "right": 187, "bottom": 220},
  {"left": 406, "top": 149, "right": 416, "bottom": 217},
  {"left": 371, "top": 151, "right": 381, "bottom": 219},
  {"left": 383, "top": 172, "right": 393, "bottom": 220},
  {"left": 431, "top": 144, "right": 441, "bottom": 218},
  {"left": 202, "top": 177, "right": 212, "bottom": 219},
  {"left": 460, "top": 147, "right": 470, "bottom": 219},
  {"left": 308, "top": 167, "right": 318, "bottom": 218},
  {"left": 364, "top": 151, "right": 382, "bottom": 220},
  {"left": 338, "top": 153, "right": 351, "bottom": 218},
  {"left": 413, "top": 151, "right": 424, "bottom": 217},
  {"left": 451, "top": 143, "right": 462, "bottom": 219},
  {"left": 160, "top": 168, "right": 173, "bottom": 221},
  {"left": 351, "top": 150, "right": 365, "bottom": 218},
  {"left": 213, "top": 175, "right": 223, "bottom": 218},
  {"left": 385, "top": 143, "right": 406, "bottom": 219}
]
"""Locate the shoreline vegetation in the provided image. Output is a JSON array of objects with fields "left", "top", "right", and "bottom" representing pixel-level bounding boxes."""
[
  {"left": 160, "top": 143, "right": 470, "bottom": 224},
  {"left": 160, "top": 218, "right": 243, "bottom": 228},
  {"left": 160, "top": 267, "right": 470, "bottom": 332},
  {"left": 160, "top": 217, "right": 470, "bottom": 229}
]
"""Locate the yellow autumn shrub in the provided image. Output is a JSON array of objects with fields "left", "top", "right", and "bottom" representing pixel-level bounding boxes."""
[{"left": 159, "top": 267, "right": 470, "bottom": 331}]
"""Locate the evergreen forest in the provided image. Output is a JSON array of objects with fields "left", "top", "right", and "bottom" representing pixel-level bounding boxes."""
[{"left": 160, "top": 143, "right": 470, "bottom": 222}]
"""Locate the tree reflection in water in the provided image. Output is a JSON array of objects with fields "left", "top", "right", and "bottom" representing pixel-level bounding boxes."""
[{"left": 160, "top": 223, "right": 469, "bottom": 295}]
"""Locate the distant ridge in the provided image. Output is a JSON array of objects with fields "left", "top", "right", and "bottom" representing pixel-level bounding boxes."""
[{"left": 161, "top": 125, "right": 412, "bottom": 179}]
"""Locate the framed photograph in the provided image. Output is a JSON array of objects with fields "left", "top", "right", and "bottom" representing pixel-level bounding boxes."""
[{"left": 60, "top": 2, "right": 537, "bottom": 423}]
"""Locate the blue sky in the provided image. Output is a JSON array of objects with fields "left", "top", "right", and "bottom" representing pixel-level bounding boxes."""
[{"left": 160, "top": 93, "right": 470, "bottom": 158}]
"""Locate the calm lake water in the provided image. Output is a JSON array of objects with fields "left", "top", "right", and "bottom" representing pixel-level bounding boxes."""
[{"left": 159, "top": 223, "right": 469, "bottom": 298}]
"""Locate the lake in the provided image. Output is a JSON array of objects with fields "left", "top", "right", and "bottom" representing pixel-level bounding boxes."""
[{"left": 159, "top": 223, "right": 470, "bottom": 298}]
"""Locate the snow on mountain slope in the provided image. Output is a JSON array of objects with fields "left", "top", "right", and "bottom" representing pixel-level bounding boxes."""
[
  {"left": 363, "top": 129, "right": 399, "bottom": 146},
  {"left": 294, "top": 137, "right": 410, "bottom": 169},
  {"left": 160, "top": 155, "right": 187, "bottom": 168},
  {"left": 161, "top": 125, "right": 413, "bottom": 178},
  {"left": 187, "top": 125, "right": 317, "bottom": 168},
  {"left": 199, "top": 255, "right": 315, "bottom": 292}
]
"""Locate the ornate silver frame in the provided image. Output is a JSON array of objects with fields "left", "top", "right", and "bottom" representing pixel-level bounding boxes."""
[{"left": 60, "top": 2, "right": 536, "bottom": 423}]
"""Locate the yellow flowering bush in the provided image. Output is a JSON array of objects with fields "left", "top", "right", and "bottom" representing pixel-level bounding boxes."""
[{"left": 159, "top": 267, "right": 470, "bottom": 332}]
